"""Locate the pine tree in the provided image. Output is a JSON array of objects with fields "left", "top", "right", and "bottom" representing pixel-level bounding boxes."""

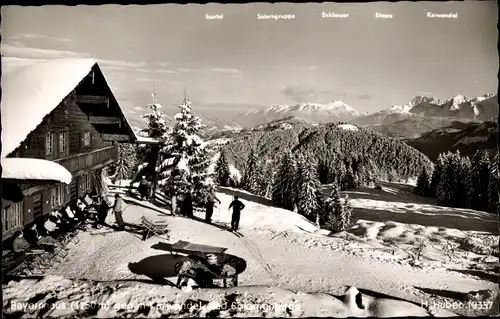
[
  {"left": 429, "top": 153, "right": 445, "bottom": 198},
  {"left": 488, "top": 152, "right": 499, "bottom": 214},
  {"left": 242, "top": 149, "right": 258, "bottom": 191},
  {"left": 324, "top": 182, "right": 343, "bottom": 231},
  {"left": 263, "top": 161, "right": 275, "bottom": 198},
  {"left": 343, "top": 166, "right": 357, "bottom": 190},
  {"left": 469, "top": 150, "right": 491, "bottom": 211},
  {"left": 112, "top": 143, "right": 134, "bottom": 183},
  {"left": 256, "top": 160, "right": 273, "bottom": 196},
  {"left": 437, "top": 152, "right": 460, "bottom": 207},
  {"left": 415, "top": 166, "right": 431, "bottom": 197},
  {"left": 156, "top": 94, "right": 215, "bottom": 205},
  {"left": 215, "top": 150, "right": 231, "bottom": 187},
  {"left": 337, "top": 195, "right": 353, "bottom": 232},
  {"left": 456, "top": 156, "right": 472, "bottom": 208},
  {"left": 134, "top": 93, "right": 170, "bottom": 184},
  {"left": 294, "top": 157, "right": 322, "bottom": 225},
  {"left": 271, "top": 151, "right": 297, "bottom": 210}
]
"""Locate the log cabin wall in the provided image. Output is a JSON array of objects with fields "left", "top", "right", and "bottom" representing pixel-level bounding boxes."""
[{"left": 2, "top": 66, "right": 129, "bottom": 240}]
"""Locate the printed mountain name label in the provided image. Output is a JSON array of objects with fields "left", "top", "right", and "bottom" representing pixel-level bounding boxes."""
[
  {"left": 426, "top": 12, "right": 458, "bottom": 19},
  {"left": 375, "top": 13, "right": 393, "bottom": 19},
  {"left": 257, "top": 14, "right": 296, "bottom": 20},
  {"left": 206, "top": 14, "right": 224, "bottom": 20},
  {"left": 322, "top": 12, "right": 349, "bottom": 18}
]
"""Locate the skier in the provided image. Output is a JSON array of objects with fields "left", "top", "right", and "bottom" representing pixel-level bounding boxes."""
[
  {"left": 112, "top": 194, "right": 126, "bottom": 230},
  {"left": 205, "top": 189, "right": 221, "bottom": 223},
  {"left": 228, "top": 196, "right": 245, "bottom": 232}
]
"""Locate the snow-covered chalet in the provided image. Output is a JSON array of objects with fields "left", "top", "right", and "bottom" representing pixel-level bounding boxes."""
[{"left": 1, "top": 58, "right": 137, "bottom": 240}]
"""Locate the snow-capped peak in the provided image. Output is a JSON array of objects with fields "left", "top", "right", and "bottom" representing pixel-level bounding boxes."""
[
  {"left": 264, "top": 101, "right": 360, "bottom": 116},
  {"left": 450, "top": 94, "right": 468, "bottom": 111},
  {"left": 408, "top": 96, "right": 441, "bottom": 108}
]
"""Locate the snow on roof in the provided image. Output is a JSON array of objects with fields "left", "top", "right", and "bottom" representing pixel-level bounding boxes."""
[
  {"left": 1, "top": 58, "right": 97, "bottom": 158},
  {"left": 1, "top": 158, "right": 72, "bottom": 184}
]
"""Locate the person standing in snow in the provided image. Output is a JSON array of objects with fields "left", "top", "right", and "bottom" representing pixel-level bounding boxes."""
[
  {"left": 112, "top": 194, "right": 126, "bottom": 230},
  {"left": 229, "top": 196, "right": 245, "bottom": 232},
  {"left": 205, "top": 189, "right": 221, "bottom": 223},
  {"left": 95, "top": 195, "right": 111, "bottom": 228},
  {"left": 182, "top": 192, "right": 193, "bottom": 218},
  {"left": 138, "top": 176, "right": 149, "bottom": 200}
]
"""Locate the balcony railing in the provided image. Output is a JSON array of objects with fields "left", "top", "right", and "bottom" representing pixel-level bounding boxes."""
[{"left": 56, "top": 146, "right": 118, "bottom": 173}]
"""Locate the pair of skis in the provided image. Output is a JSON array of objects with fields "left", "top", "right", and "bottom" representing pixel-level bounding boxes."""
[{"left": 214, "top": 206, "right": 243, "bottom": 237}]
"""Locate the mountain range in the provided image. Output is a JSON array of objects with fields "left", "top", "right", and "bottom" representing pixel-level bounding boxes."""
[
  {"left": 125, "top": 93, "right": 497, "bottom": 143},
  {"left": 352, "top": 94, "right": 497, "bottom": 128},
  {"left": 231, "top": 101, "right": 362, "bottom": 128}
]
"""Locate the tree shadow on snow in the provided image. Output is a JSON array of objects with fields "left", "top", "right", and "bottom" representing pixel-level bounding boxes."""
[
  {"left": 170, "top": 213, "right": 239, "bottom": 236},
  {"left": 321, "top": 184, "right": 437, "bottom": 206},
  {"left": 447, "top": 268, "right": 500, "bottom": 283},
  {"left": 217, "top": 187, "right": 272, "bottom": 206},
  {"left": 351, "top": 207, "right": 498, "bottom": 233},
  {"left": 121, "top": 196, "right": 172, "bottom": 217},
  {"left": 414, "top": 286, "right": 469, "bottom": 302}
]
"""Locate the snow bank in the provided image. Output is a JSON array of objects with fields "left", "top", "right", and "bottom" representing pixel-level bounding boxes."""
[
  {"left": 1, "top": 158, "right": 72, "bottom": 184},
  {"left": 1, "top": 58, "right": 97, "bottom": 158},
  {"left": 3, "top": 276, "right": 457, "bottom": 318},
  {"left": 212, "top": 188, "right": 317, "bottom": 234}
]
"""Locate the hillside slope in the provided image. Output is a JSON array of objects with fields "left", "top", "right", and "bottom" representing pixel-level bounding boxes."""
[
  {"left": 405, "top": 121, "right": 498, "bottom": 161},
  {"left": 222, "top": 119, "right": 432, "bottom": 181},
  {"left": 364, "top": 116, "right": 480, "bottom": 139},
  {"left": 3, "top": 182, "right": 498, "bottom": 317}
]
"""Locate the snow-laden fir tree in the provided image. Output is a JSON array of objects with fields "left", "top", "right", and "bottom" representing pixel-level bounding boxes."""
[
  {"left": 487, "top": 152, "right": 499, "bottom": 214},
  {"left": 134, "top": 93, "right": 170, "bottom": 184},
  {"left": 469, "top": 150, "right": 491, "bottom": 211},
  {"left": 112, "top": 143, "right": 138, "bottom": 183},
  {"left": 343, "top": 166, "right": 357, "bottom": 190},
  {"left": 331, "top": 159, "right": 347, "bottom": 189},
  {"left": 323, "top": 182, "right": 343, "bottom": 231},
  {"left": 429, "top": 153, "right": 445, "bottom": 198},
  {"left": 456, "top": 156, "right": 472, "bottom": 208},
  {"left": 337, "top": 194, "right": 353, "bottom": 232},
  {"left": 242, "top": 149, "right": 258, "bottom": 192},
  {"left": 215, "top": 150, "right": 231, "bottom": 187},
  {"left": 415, "top": 166, "right": 431, "bottom": 197},
  {"left": 156, "top": 94, "right": 215, "bottom": 205},
  {"left": 271, "top": 151, "right": 297, "bottom": 210},
  {"left": 263, "top": 162, "right": 275, "bottom": 198},
  {"left": 293, "top": 156, "right": 323, "bottom": 225},
  {"left": 437, "top": 151, "right": 460, "bottom": 207},
  {"left": 255, "top": 160, "right": 272, "bottom": 196}
]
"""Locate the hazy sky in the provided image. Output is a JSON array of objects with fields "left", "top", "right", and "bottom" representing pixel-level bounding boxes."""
[{"left": 1, "top": 2, "right": 498, "bottom": 121}]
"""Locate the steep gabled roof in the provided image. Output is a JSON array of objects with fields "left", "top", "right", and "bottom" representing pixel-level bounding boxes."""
[{"left": 1, "top": 58, "right": 136, "bottom": 158}]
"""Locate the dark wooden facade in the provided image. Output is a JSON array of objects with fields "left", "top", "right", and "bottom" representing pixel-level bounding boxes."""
[{"left": 2, "top": 63, "right": 135, "bottom": 239}]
